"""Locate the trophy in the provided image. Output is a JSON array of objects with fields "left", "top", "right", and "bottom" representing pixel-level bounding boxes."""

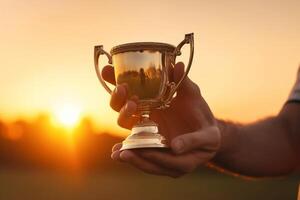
[{"left": 94, "top": 33, "right": 194, "bottom": 150}]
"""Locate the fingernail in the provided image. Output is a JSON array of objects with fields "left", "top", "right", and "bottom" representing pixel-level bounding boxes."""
[
  {"left": 111, "top": 152, "right": 117, "bottom": 160},
  {"left": 112, "top": 143, "right": 122, "bottom": 152},
  {"left": 173, "top": 139, "right": 184, "bottom": 153}
]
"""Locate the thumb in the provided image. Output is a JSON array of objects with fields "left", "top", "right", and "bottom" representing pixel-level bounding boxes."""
[{"left": 170, "top": 126, "right": 221, "bottom": 154}]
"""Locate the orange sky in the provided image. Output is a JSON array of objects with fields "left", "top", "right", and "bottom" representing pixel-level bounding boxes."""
[{"left": 0, "top": 0, "right": 299, "bottom": 134}]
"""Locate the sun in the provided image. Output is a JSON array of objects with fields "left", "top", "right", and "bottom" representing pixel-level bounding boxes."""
[{"left": 54, "top": 104, "right": 81, "bottom": 127}]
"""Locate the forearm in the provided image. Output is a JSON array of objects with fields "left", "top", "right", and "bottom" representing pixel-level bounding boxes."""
[{"left": 212, "top": 110, "right": 300, "bottom": 177}]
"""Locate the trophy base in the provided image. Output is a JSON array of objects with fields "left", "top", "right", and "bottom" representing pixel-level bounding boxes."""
[{"left": 120, "top": 122, "right": 168, "bottom": 151}]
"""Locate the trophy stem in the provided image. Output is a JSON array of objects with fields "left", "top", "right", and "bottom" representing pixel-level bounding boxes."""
[
  {"left": 120, "top": 111, "right": 168, "bottom": 150},
  {"left": 138, "top": 112, "right": 152, "bottom": 125}
]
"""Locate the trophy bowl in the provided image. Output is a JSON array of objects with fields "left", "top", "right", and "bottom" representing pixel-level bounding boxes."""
[{"left": 94, "top": 33, "right": 194, "bottom": 150}]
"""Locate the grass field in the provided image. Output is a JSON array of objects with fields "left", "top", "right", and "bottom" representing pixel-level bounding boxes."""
[{"left": 0, "top": 167, "right": 298, "bottom": 200}]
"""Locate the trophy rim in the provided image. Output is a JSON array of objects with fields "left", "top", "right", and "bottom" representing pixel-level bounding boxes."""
[{"left": 110, "top": 42, "right": 176, "bottom": 55}]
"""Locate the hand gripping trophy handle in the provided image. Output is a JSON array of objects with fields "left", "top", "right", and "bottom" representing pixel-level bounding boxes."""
[
  {"left": 94, "top": 45, "right": 113, "bottom": 95},
  {"left": 163, "top": 33, "right": 194, "bottom": 106}
]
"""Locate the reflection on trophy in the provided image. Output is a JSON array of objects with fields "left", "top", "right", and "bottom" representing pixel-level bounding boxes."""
[{"left": 94, "top": 33, "right": 194, "bottom": 150}]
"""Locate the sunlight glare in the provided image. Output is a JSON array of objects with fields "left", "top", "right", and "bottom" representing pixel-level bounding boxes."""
[{"left": 54, "top": 104, "right": 81, "bottom": 127}]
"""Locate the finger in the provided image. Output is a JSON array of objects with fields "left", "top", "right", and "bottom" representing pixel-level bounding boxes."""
[
  {"left": 111, "top": 144, "right": 123, "bottom": 162},
  {"left": 171, "top": 126, "right": 221, "bottom": 154},
  {"left": 112, "top": 143, "right": 122, "bottom": 152},
  {"left": 138, "top": 149, "right": 212, "bottom": 173},
  {"left": 111, "top": 150, "right": 123, "bottom": 162},
  {"left": 173, "top": 62, "right": 200, "bottom": 98},
  {"left": 120, "top": 150, "right": 182, "bottom": 178},
  {"left": 102, "top": 65, "right": 116, "bottom": 85},
  {"left": 117, "top": 100, "right": 139, "bottom": 129},
  {"left": 173, "top": 62, "right": 185, "bottom": 83},
  {"left": 110, "top": 84, "right": 127, "bottom": 112}
]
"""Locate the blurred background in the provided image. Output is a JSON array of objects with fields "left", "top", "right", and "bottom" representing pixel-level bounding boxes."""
[{"left": 0, "top": 0, "right": 299, "bottom": 199}]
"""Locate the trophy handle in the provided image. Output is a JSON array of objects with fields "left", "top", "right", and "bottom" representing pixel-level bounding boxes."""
[
  {"left": 163, "top": 33, "right": 194, "bottom": 105},
  {"left": 94, "top": 45, "right": 113, "bottom": 94}
]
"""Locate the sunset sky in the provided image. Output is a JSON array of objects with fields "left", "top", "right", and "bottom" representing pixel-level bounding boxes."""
[{"left": 0, "top": 0, "right": 299, "bottom": 135}]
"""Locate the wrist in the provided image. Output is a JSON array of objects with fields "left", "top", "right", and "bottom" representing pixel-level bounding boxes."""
[
  {"left": 215, "top": 119, "right": 241, "bottom": 157},
  {"left": 209, "top": 119, "right": 241, "bottom": 171}
]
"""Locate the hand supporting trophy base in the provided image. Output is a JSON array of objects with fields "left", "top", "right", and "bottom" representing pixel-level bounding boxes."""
[{"left": 94, "top": 33, "right": 194, "bottom": 150}]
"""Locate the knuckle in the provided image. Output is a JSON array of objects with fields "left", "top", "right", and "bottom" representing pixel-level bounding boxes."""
[
  {"left": 192, "top": 82, "right": 201, "bottom": 95},
  {"left": 185, "top": 78, "right": 201, "bottom": 96}
]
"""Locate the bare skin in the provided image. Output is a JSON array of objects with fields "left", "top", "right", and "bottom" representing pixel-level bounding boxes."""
[{"left": 101, "top": 62, "right": 300, "bottom": 178}]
